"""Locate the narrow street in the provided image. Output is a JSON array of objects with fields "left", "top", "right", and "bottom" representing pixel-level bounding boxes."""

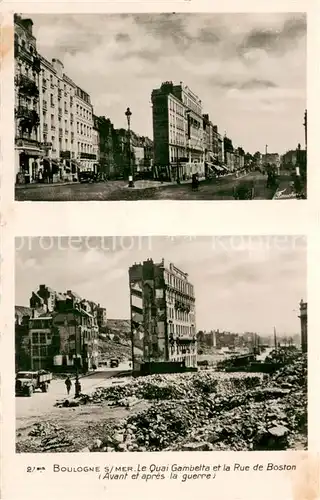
[
  {"left": 15, "top": 171, "right": 294, "bottom": 201},
  {"left": 16, "top": 365, "right": 130, "bottom": 431}
]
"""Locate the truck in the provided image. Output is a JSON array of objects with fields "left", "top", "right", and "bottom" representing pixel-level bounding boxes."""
[
  {"left": 110, "top": 358, "right": 119, "bottom": 368},
  {"left": 15, "top": 370, "right": 52, "bottom": 397}
]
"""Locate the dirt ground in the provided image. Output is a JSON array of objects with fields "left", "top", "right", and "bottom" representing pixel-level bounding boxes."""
[{"left": 16, "top": 400, "right": 150, "bottom": 453}]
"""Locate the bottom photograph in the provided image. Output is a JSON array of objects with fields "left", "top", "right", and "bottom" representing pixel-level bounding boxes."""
[{"left": 15, "top": 235, "right": 307, "bottom": 453}]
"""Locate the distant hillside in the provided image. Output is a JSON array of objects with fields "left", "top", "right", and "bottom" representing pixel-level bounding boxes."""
[
  {"left": 97, "top": 338, "right": 132, "bottom": 361},
  {"left": 98, "top": 319, "right": 143, "bottom": 360},
  {"left": 105, "top": 319, "right": 131, "bottom": 341}
]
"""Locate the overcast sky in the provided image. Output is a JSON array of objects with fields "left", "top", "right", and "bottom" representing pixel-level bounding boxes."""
[
  {"left": 15, "top": 236, "right": 306, "bottom": 335},
  {"left": 29, "top": 13, "right": 306, "bottom": 154}
]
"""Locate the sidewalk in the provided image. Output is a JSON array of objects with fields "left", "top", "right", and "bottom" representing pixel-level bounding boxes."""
[
  {"left": 123, "top": 172, "right": 244, "bottom": 190},
  {"left": 15, "top": 181, "right": 77, "bottom": 189}
]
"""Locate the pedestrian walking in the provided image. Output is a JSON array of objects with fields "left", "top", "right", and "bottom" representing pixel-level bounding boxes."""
[{"left": 65, "top": 376, "right": 72, "bottom": 395}]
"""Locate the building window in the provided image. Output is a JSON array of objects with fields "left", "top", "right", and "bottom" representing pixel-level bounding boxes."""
[
  {"left": 32, "top": 346, "right": 39, "bottom": 357},
  {"left": 40, "top": 346, "right": 47, "bottom": 357}
]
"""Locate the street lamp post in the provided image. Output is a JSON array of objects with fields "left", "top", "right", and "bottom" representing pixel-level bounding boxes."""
[{"left": 125, "top": 107, "right": 134, "bottom": 187}]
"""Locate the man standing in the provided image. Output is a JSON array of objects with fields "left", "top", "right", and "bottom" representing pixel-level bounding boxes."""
[{"left": 65, "top": 376, "right": 72, "bottom": 395}]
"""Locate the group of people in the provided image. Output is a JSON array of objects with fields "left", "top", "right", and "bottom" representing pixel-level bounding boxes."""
[
  {"left": 64, "top": 374, "right": 81, "bottom": 398},
  {"left": 37, "top": 168, "right": 54, "bottom": 183}
]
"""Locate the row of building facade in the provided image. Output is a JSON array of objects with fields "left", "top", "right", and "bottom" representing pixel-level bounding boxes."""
[
  {"left": 14, "top": 14, "right": 252, "bottom": 185},
  {"left": 151, "top": 81, "right": 246, "bottom": 181},
  {"left": 14, "top": 15, "right": 153, "bottom": 184},
  {"left": 14, "top": 15, "right": 100, "bottom": 183},
  {"left": 15, "top": 284, "right": 107, "bottom": 371}
]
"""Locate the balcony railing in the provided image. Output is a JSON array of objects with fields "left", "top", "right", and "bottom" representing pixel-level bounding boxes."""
[
  {"left": 15, "top": 74, "right": 39, "bottom": 98},
  {"left": 43, "top": 123, "right": 48, "bottom": 131},
  {"left": 16, "top": 45, "right": 33, "bottom": 65},
  {"left": 15, "top": 105, "right": 34, "bottom": 119},
  {"left": 15, "top": 136, "right": 41, "bottom": 148},
  {"left": 15, "top": 109, "right": 40, "bottom": 135}
]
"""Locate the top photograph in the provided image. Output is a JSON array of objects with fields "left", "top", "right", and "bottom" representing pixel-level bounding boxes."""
[{"left": 14, "top": 12, "right": 307, "bottom": 202}]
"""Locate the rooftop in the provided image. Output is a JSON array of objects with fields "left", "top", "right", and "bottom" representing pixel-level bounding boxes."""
[{"left": 15, "top": 305, "right": 33, "bottom": 317}]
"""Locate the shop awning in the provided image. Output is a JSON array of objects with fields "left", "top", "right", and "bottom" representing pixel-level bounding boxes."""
[
  {"left": 18, "top": 148, "right": 42, "bottom": 156},
  {"left": 209, "top": 152, "right": 219, "bottom": 162},
  {"left": 207, "top": 162, "right": 224, "bottom": 172}
]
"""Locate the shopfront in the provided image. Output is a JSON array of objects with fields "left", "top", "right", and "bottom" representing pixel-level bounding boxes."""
[{"left": 15, "top": 139, "right": 43, "bottom": 184}]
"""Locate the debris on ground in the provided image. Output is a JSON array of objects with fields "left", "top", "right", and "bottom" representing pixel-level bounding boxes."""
[{"left": 18, "top": 352, "right": 307, "bottom": 453}]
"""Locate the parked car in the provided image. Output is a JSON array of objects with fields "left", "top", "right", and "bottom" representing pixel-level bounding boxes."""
[
  {"left": 78, "top": 170, "right": 97, "bottom": 183},
  {"left": 15, "top": 370, "right": 52, "bottom": 397}
]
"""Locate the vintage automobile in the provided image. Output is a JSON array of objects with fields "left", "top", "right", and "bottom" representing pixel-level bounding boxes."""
[
  {"left": 15, "top": 370, "right": 52, "bottom": 397},
  {"left": 78, "top": 169, "right": 97, "bottom": 183},
  {"left": 110, "top": 358, "right": 119, "bottom": 368}
]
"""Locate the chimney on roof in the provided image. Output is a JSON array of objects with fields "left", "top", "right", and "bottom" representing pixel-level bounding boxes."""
[{"left": 20, "top": 18, "right": 33, "bottom": 35}]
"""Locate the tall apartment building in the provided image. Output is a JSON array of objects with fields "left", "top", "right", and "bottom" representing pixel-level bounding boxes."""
[
  {"left": 14, "top": 15, "right": 42, "bottom": 183},
  {"left": 152, "top": 81, "right": 204, "bottom": 181},
  {"left": 75, "top": 87, "right": 97, "bottom": 171},
  {"left": 15, "top": 14, "right": 97, "bottom": 183},
  {"left": 39, "top": 57, "right": 78, "bottom": 181},
  {"left": 129, "top": 258, "right": 197, "bottom": 371}
]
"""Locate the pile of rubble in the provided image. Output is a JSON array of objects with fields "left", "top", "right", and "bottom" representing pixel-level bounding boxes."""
[
  {"left": 26, "top": 422, "right": 73, "bottom": 452},
  {"left": 76, "top": 371, "right": 263, "bottom": 407},
  {"left": 82, "top": 353, "right": 307, "bottom": 453}
]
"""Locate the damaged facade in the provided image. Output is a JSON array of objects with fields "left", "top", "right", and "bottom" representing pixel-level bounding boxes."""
[
  {"left": 15, "top": 285, "right": 105, "bottom": 372},
  {"left": 129, "top": 259, "right": 197, "bottom": 371}
]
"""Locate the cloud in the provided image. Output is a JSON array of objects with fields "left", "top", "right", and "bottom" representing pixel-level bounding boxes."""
[
  {"left": 240, "top": 14, "right": 306, "bottom": 55},
  {"left": 239, "top": 79, "right": 278, "bottom": 90},
  {"left": 15, "top": 236, "right": 306, "bottom": 334},
  {"left": 29, "top": 13, "right": 307, "bottom": 153}
]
